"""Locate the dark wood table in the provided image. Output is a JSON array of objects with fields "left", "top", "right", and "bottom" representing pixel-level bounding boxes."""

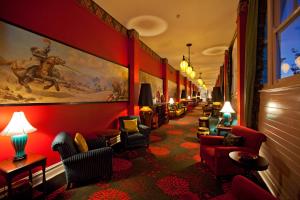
[
  {"left": 216, "top": 124, "right": 232, "bottom": 135},
  {"left": 98, "top": 129, "right": 121, "bottom": 147},
  {"left": 0, "top": 154, "right": 46, "bottom": 199},
  {"left": 229, "top": 151, "right": 269, "bottom": 174}
]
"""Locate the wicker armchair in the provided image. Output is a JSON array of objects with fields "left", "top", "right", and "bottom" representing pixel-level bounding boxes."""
[{"left": 51, "top": 132, "right": 113, "bottom": 189}]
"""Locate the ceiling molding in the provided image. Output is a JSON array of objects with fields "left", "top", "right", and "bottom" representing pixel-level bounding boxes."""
[{"left": 76, "top": 0, "right": 127, "bottom": 36}]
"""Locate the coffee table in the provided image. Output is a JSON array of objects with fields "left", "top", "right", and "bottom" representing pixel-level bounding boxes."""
[{"left": 229, "top": 151, "right": 269, "bottom": 175}]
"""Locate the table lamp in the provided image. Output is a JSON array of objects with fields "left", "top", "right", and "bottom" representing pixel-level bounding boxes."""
[
  {"left": 138, "top": 83, "right": 153, "bottom": 128},
  {"left": 138, "top": 83, "right": 153, "bottom": 111},
  {"left": 169, "top": 98, "right": 174, "bottom": 105},
  {"left": 220, "top": 101, "right": 235, "bottom": 126},
  {"left": 181, "top": 90, "right": 187, "bottom": 100},
  {"left": 1, "top": 111, "right": 37, "bottom": 161}
]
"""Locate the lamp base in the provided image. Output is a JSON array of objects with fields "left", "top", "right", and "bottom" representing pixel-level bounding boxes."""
[
  {"left": 11, "top": 134, "right": 28, "bottom": 162},
  {"left": 223, "top": 112, "right": 232, "bottom": 127},
  {"left": 13, "top": 154, "right": 27, "bottom": 162}
]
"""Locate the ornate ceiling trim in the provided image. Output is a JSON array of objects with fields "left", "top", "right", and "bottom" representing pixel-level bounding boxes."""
[{"left": 76, "top": 0, "right": 127, "bottom": 36}]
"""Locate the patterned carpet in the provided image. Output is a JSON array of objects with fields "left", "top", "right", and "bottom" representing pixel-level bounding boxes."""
[{"left": 46, "top": 105, "right": 230, "bottom": 200}]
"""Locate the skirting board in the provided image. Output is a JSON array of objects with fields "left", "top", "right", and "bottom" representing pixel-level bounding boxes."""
[{"left": 0, "top": 161, "right": 64, "bottom": 193}]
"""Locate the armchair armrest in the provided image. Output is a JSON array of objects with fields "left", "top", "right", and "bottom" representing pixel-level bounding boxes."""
[
  {"left": 231, "top": 175, "right": 278, "bottom": 200},
  {"left": 86, "top": 136, "right": 107, "bottom": 150},
  {"left": 200, "top": 136, "right": 224, "bottom": 146},
  {"left": 63, "top": 147, "right": 113, "bottom": 167},
  {"left": 138, "top": 124, "right": 151, "bottom": 135}
]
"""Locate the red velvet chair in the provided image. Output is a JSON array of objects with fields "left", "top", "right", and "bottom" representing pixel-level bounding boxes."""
[
  {"left": 200, "top": 126, "right": 266, "bottom": 177},
  {"left": 211, "top": 175, "right": 277, "bottom": 200}
]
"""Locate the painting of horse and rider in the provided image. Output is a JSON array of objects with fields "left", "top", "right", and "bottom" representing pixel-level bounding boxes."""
[{"left": 0, "top": 21, "right": 128, "bottom": 104}]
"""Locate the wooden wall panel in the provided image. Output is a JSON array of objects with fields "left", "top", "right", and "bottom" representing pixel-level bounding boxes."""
[{"left": 258, "top": 85, "right": 300, "bottom": 200}]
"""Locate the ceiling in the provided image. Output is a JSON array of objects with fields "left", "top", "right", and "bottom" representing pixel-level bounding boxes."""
[{"left": 94, "top": 0, "right": 239, "bottom": 91}]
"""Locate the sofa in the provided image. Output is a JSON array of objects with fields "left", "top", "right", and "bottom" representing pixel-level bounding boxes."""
[
  {"left": 52, "top": 132, "right": 113, "bottom": 189},
  {"left": 211, "top": 175, "right": 277, "bottom": 200},
  {"left": 168, "top": 102, "right": 187, "bottom": 118},
  {"left": 200, "top": 126, "right": 266, "bottom": 177}
]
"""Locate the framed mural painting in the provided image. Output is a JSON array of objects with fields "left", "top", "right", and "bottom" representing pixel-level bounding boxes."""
[
  {"left": 167, "top": 80, "right": 177, "bottom": 99},
  {"left": 0, "top": 20, "right": 128, "bottom": 105},
  {"left": 139, "top": 71, "right": 163, "bottom": 102}
]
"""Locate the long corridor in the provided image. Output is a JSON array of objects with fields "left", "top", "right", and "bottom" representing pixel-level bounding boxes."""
[{"left": 47, "top": 105, "right": 225, "bottom": 200}]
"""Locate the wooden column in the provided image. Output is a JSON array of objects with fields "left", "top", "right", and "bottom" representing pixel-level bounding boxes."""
[
  {"left": 176, "top": 71, "right": 180, "bottom": 101},
  {"left": 162, "top": 58, "right": 168, "bottom": 102},
  {"left": 236, "top": 0, "right": 248, "bottom": 125},
  {"left": 128, "top": 29, "right": 140, "bottom": 115},
  {"left": 224, "top": 50, "right": 229, "bottom": 101}
]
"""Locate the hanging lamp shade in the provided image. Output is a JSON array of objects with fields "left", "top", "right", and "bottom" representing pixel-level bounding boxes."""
[
  {"left": 190, "top": 70, "right": 196, "bottom": 79},
  {"left": 186, "top": 65, "right": 192, "bottom": 76},
  {"left": 180, "top": 56, "right": 188, "bottom": 73},
  {"left": 198, "top": 78, "right": 203, "bottom": 86}
]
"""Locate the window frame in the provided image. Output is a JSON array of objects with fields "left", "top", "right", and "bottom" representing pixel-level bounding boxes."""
[{"left": 266, "top": 0, "right": 300, "bottom": 89}]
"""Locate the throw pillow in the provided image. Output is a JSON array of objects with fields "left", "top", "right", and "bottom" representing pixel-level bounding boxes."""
[
  {"left": 123, "top": 119, "right": 139, "bottom": 133},
  {"left": 74, "top": 132, "right": 89, "bottom": 152},
  {"left": 223, "top": 133, "right": 244, "bottom": 146}
]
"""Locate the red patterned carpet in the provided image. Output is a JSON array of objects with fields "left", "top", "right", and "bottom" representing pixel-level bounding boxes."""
[{"left": 46, "top": 106, "right": 230, "bottom": 200}]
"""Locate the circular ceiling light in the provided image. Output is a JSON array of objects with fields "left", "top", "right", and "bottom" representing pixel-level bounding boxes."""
[
  {"left": 126, "top": 15, "right": 168, "bottom": 37},
  {"left": 202, "top": 46, "right": 228, "bottom": 56}
]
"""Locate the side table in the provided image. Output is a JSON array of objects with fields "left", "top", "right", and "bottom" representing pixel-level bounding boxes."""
[
  {"left": 198, "top": 116, "right": 209, "bottom": 128},
  {"left": 229, "top": 151, "right": 269, "bottom": 175},
  {"left": 0, "top": 154, "right": 46, "bottom": 199},
  {"left": 98, "top": 129, "right": 121, "bottom": 147},
  {"left": 216, "top": 124, "right": 232, "bottom": 136}
]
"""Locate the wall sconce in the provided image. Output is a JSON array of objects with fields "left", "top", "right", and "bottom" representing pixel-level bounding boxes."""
[{"left": 1, "top": 111, "right": 37, "bottom": 161}]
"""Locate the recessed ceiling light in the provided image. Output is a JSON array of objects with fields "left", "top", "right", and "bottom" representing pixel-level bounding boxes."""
[
  {"left": 202, "top": 46, "right": 228, "bottom": 56},
  {"left": 127, "top": 15, "right": 168, "bottom": 37}
]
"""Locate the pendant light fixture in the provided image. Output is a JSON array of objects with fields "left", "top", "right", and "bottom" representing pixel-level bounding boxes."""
[
  {"left": 180, "top": 56, "right": 188, "bottom": 74},
  {"left": 197, "top": 72, "right": 203, "bottom": 86},
  {"left": 180, "top": 43, "right": 196, "bottom": 79}
]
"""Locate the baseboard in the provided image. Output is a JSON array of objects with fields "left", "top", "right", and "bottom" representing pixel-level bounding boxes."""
[
  {"left": 0, "top": 162, "right": 64, "bottom": 193},
  {"left": 32, "top": 161, "right": 64, "bottom": 187}
]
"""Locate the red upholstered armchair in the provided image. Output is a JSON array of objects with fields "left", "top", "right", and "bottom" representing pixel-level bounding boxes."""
[
  {"left": 200, "top": 126, "right": 266, "bottom": 177},
  {"left": 211, "top": 175, "right": 277, "bottom": 200}
]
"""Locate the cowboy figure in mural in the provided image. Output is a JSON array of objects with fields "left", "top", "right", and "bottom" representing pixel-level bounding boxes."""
[{"left": 30, "top": 38, "right": 51, "bottom": 67}]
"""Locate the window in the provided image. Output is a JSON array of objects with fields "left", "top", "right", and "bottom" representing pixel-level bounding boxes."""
[
  {"left": 271, "top": 0, "right": 300, "bottom": 81},
  {"left": 278, "top": 16, "right": 300, "bottom": 78}
]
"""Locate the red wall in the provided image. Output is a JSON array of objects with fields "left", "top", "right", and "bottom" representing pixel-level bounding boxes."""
[
  {"left": 0, "top": 0, "right": 129, "bottom": 167},
  {"left": 167, "top": 65, "right": 177, "bottom": 83},
  {"left": 0, "top": 0, "right": 190, "bottom": 185},
  {"left": 139, "top": 45, "right": 163, "bottom": 78}
]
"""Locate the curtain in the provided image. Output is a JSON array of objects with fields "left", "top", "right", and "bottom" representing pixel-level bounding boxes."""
[{"left": 244, "top": 0, "right": 267, "bottom": 129}]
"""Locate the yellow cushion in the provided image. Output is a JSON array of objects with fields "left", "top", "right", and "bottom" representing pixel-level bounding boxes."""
[
  {"left": 213, "top": 102, "right": 221, "bottom": 106},
  {"left": 74, "top": 132, "right": 88, "bottom": 152},
  {"left": 123, "top": 119, "right": 139, "bottom": 133}
]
